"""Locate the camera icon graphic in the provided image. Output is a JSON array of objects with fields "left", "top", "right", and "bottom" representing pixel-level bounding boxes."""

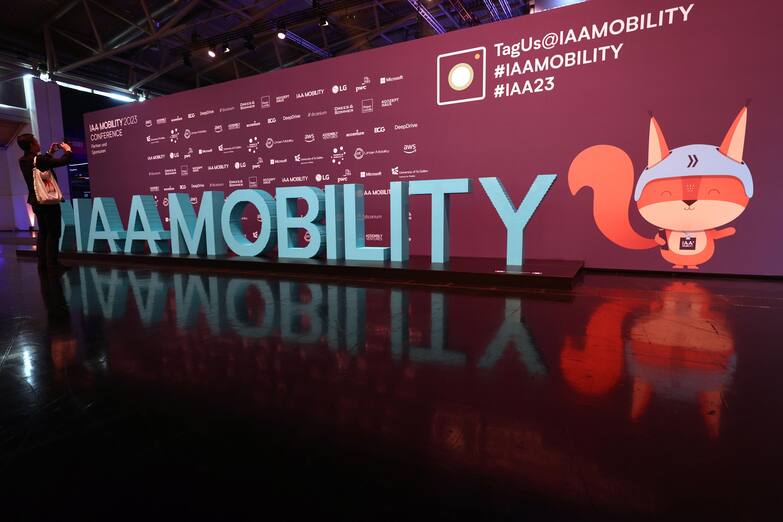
[{"left": 436, "top": 46, "right": 486, "bottom": 106}]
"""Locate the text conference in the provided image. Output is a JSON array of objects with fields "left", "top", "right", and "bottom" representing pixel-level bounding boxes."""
[{"left": 59, "top": 175, "right": 556, "bottom": 267}]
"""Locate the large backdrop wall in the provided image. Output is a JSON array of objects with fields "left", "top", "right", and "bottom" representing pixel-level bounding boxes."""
[{"left": 84, "top": 0, "right": 783, "bottom": 276}]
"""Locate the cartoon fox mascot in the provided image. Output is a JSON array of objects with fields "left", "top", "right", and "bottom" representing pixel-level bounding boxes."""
[{"left": 568, "top": 107, "right": 753, "bottom": 269}]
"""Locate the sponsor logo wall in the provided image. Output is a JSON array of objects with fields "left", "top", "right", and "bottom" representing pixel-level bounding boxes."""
[{"left": 84, "top": 0, "right": 783, "bottom": 275}]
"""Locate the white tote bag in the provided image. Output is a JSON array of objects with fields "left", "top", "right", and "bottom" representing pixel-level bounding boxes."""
[{"left": 32, "top": 155, "right": 64, "bottom": 205}]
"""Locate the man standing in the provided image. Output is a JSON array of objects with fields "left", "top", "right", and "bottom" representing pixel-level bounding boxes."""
[{"left": 17, "top": 133, "right": 72, "bottom": 272}]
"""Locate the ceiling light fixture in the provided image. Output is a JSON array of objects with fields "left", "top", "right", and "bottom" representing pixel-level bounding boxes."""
[{"left": 36, "top": 63, "right": 51, "bottom": 82}]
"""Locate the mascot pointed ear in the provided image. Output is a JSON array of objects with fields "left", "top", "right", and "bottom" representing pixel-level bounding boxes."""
[
  {"left": 647, "top": 115, "right": 669, "bottom": 168},
  {"left": 719, "top": 106, "right": 748, "bottom": 163}
]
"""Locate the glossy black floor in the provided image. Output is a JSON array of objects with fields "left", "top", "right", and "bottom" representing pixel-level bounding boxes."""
[{"left": 1, "top": 241, "right": 782, "bottom": 520}]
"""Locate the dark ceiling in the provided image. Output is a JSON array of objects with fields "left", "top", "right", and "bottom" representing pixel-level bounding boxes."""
[{"left": 0, "top": 0, "right": 535, "bottom": 98}]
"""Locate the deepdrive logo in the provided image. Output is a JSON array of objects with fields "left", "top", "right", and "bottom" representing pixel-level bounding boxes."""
[{"left": 436, "top": 46, "right": 486, "bottom": 106}]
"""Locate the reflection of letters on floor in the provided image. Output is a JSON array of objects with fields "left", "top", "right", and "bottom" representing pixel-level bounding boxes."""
[{"left": 478, "top": 298, "right": 545, "bottom": 375}]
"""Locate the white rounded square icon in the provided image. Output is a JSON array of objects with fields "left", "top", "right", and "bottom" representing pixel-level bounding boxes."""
[{"left": 436, "top": 46, "right": 487, "bottom": 106}]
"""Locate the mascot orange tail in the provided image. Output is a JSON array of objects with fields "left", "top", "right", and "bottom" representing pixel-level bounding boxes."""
[{"left": 568, "top": 144, "right": 657, "bottom": 250}]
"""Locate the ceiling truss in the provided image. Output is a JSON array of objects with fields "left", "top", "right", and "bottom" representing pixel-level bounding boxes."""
[{"left": 0, "top": 0, "right": 533, "bottom": 98}]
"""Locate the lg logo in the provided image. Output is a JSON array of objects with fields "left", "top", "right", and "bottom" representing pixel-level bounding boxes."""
[{"left": 331, "top": 84, "right": 347, "bottom": 94}]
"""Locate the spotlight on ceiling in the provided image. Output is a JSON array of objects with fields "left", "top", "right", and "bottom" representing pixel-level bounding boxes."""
[
  {"left": 319, "top": 16, "right": 329, "bottom": 27},
  {"left": 222, "top": 42, "right": 230, "bottom": 54},
  {"left": 136, "top": 90, "right": 147, "bottom": 102},
  {"left": 276, "top": 26, "right": 287, "bottom": 39},
  {"left": 36, "top": 63, "right": 51, "bottom": 82},
  {"left": 207, "top": 46, "right": 216, "bottom": 58}
]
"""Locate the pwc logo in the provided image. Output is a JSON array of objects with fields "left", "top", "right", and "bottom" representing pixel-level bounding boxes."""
[{"left": 436, "top": 46, "right": 486, "bottom": 106}]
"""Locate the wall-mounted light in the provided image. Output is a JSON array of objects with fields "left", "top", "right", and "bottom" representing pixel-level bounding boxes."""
[{"left": 36, "top": 63, "right": 51, "bottom": 82}]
